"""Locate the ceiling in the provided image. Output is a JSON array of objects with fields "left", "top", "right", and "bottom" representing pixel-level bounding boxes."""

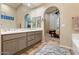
[
  {"left": 23, "top": 3, "right": 43, "bottom": 9},
  {"left": 5, "top": 3, "right": 44, "bottom": 9},
  {"left": 5, "top": 3, "right": 21, "bottom": 9},
  {"left": 45, "top": 7, "right": 59, "bottom": 14}
]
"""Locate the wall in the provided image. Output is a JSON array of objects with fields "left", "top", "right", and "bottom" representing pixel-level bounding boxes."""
[
  {"left": 30, "top": 3, "right": 79, "bottom": 48},
  {"left": 16, "top": 3, "right": 79, "bottom": 48},
  {"left": 16, "top": 5, "right": 30, "bottom": 28},
  {"left": 44, "top": 14, "right": 50, "bottom": 33},
  {"left": 0, "top": 4, "right": 1, "bottom": 55},
  {"left": 48, "top": 4, "right": 79, "bottom": 48},
  {"left": 0, "top": 4, "right": 17, "bottom": 29}
]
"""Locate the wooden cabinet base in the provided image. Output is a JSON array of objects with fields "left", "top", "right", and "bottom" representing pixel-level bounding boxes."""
[
  {"left": 15, "top": 40, "right": 41, "bottom": 55},
  {"left": 1, "top": 31, "right": 42, "bottom": 55}
]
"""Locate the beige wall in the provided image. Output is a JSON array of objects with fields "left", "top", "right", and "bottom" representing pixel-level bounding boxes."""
[
  {"left": 16, "top": 3, "right": 79, "bottom": 48},
  {"left": 16, "top": 5, "right": 30, "bottom": 28},
  {"left": 0, "top": 4, "right": 1, "bottom": 54},
  {"left": 25, "top": 4, "right": 71, "bottom": 47},
  {"left": 43, "top": 4, "right": 79, "bottom": 48},
  {"left": 0, "top": 4, "right": 17, "bottom": 29},
  {"left": 44, "top": 14, "right": 50, "bottom": 33},
  {"left": 0, "top": 3, "right": 79, "bottom": 51}
]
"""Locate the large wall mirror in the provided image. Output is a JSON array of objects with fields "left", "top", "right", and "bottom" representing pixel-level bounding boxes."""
[
  {"left": 25, "top": 14, "right": 41, "bottom": 29},
  {"left": 32, "top": 16, "right": 41, "bottom": 28}
]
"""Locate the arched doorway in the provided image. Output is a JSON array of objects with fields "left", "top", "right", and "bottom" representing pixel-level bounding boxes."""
[{"left": 44, "top": 6, "right": 60, "bottom": 42}]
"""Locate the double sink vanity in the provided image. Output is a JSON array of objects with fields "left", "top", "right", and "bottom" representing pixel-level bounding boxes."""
[{"left": 1, "top": 29, "right": 42, "bottom": 55}]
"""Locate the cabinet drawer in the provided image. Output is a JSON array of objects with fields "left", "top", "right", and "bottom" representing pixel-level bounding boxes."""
[
  {"left": 36, "top": 34, "right": 42, "bottom": 40},
  {"left": 2, "top": 33, "right": 26, "bottom": 41},
  {"left": 27, "top": 32, "right": 34, "bottom": 35},
  {"left": 35, "top": 31, "right": 42, "bottom": 34},
  {"left": 28, "top": 35, "right": 35, "bottom": 41},
  {"left": 35, "top": 38, "right": 41, "bottom": 43},
  {"left": 3, "top": 39, "right": 17, "bottom": 55},
  {"left": 18, "top": 36, "right": 27, "bottom": 51},
  {"left": 28, "top": 40, "right": 34, "bottom": 46}
]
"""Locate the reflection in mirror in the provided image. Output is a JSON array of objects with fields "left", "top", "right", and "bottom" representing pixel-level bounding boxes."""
[
  {"left": 24, "top": 13, "right": 41, "bottom": 29},
  {"left": 37, "top": 16, "right": 41, "bottom": 28},
  {"left": 25, "top": 14, "right": 31, "bottom": 28},
  {"left": 32, "top": 17, "right": 37, "bottom": 28},
  {"left": 32, "top": 16, "right": 41, "bottom": 28}
]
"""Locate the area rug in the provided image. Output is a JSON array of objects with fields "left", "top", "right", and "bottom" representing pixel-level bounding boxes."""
[{"left": 34, "top": 44, "right": 71, "bottom": 55}]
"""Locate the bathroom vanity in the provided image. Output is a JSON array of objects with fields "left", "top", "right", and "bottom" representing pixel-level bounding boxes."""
[{"left": 1, "top": 29, "right": 42, "bottom": 55}]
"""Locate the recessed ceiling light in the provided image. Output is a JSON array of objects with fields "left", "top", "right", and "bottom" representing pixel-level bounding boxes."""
[{"left": 27, "top": 3, "right": 31, "bottom": 7}]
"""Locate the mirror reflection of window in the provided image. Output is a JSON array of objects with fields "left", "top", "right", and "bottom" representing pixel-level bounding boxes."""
[
  {"left": 37, "top": 16, "right": 41, "bottom": 28},
  {"left": 32, "top": 17, "right": 37, "bottom": 28},
  {"left": 25, "top": 14, "right": 41, "bottom": 29},
  {"left": 25, "top": 14, "right": 31, "bottom": 28},
  {"left": 32, "top": 16, "right": 41, "bottom": 28}
]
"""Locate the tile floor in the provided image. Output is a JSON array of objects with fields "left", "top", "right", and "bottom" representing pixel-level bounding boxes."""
[
  {"left": 20, "top": 40, "right": 60, "bottom": 55},
  {"left": 19, "top": 34, "right": 73, "bottom": 55}
]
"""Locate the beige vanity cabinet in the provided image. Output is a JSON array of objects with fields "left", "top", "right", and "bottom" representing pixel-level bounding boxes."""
[
  {"left": 18, "top": 36, "right": 27, "bottom": 51},
  {"left": 3, "top": 39, "right": 18, "bottom": 55},
  {"left": 1, "top": 30, "right": 42, "bottom": 55},
  {"left": 27, "top": 31, "right": 42, "bottom": 47},
  {"left": 27, "top": 32, "right": 35, "bottom": 46},
  {"left": 2, "top": 33, "right": 27, "bottom": 55},
  {"left": 35, "top": 31, "right": 42, "bottom": 43}
]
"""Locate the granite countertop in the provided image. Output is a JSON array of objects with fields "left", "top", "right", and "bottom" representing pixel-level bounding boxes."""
[{"left": 1, "top": 28, "right": 42, "bottom": 35}]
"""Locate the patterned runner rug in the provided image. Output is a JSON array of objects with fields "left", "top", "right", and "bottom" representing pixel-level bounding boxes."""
[{"left": 34, "top": 44, "right": 71, "bottom": 55}]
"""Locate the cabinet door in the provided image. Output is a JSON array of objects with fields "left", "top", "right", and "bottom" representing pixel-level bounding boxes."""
[
  {"left": 28, "top": 39, "right": 37, "bottom": 47},
  {"left": 3, "top": 39, "right": 17, "bottom": 55},
  {"left": 28, "top": 35, "right": 35, "bottom": 41},
  {"left": 35, "top": 35, "right": 40, "bottom": 43},
  {"left": 27, "top": 36, "right": 35, "bottom": 47},
  {"left": 35, "top": 32, "right": 42, "bottom": 43},
  {"left": 18, "top": 36, "right": 26, "bottom": 51}
]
